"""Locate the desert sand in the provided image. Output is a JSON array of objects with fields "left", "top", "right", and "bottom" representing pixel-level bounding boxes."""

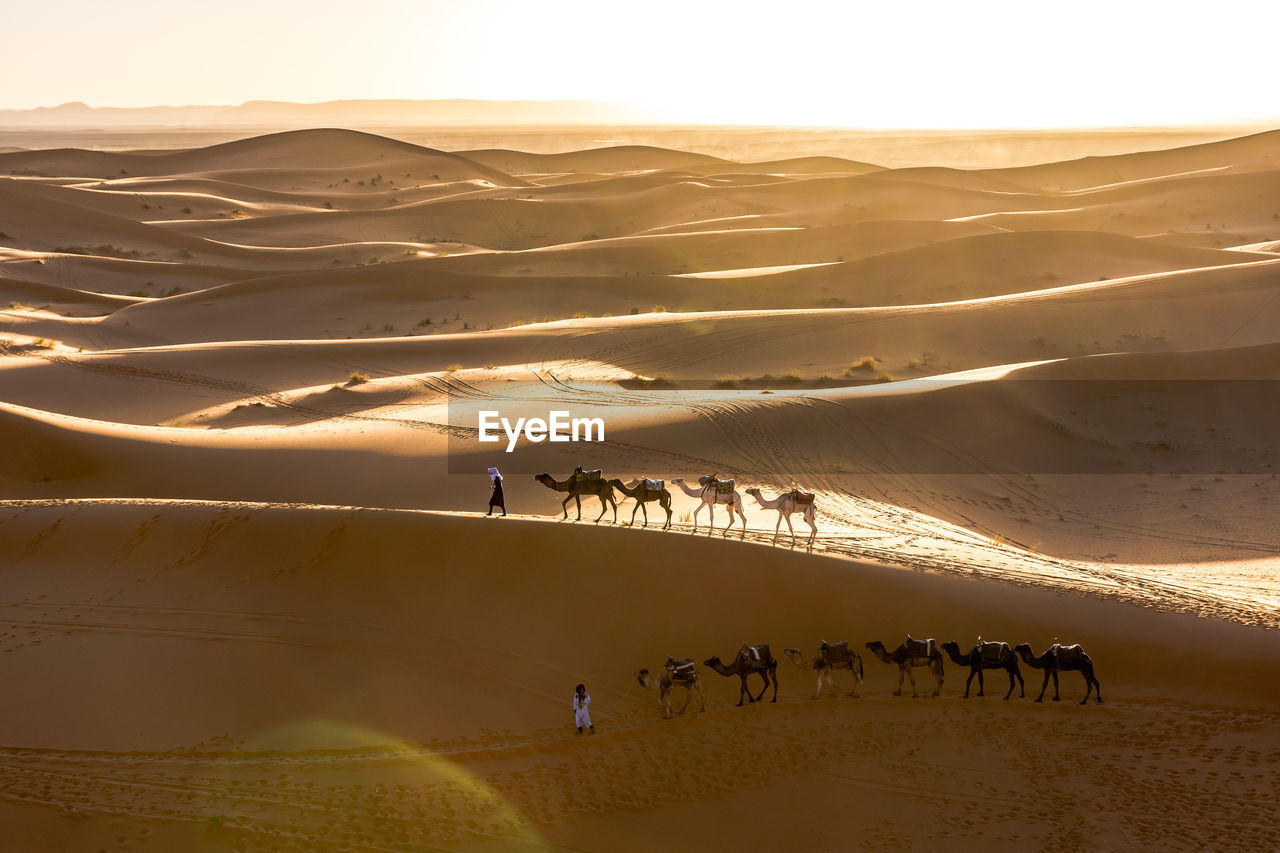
[{"left": 1, "top": 126, "right": 1278, "bottom": 852}]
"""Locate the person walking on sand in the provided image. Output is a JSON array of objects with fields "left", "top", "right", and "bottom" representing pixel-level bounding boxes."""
[
  {"left": 486, "top": 466, "right": 506, "bottom": 517},
  {"left": 573, "top": 683, "right": 594, "bottom": 733}
]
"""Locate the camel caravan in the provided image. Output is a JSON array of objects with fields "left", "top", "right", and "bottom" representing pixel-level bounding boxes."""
[
  {"left": 634, "top": 637, "right": 1101, "bottom": 716},
  {"left": 534, "top": 467, "right": 820, "bottom": 545}
]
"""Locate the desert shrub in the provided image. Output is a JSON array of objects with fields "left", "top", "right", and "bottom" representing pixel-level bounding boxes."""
[
  {"left": 382, "top": 323, "right": 393, "bottom": 332},
  {"left": 346, "top": 371, "right": 369, "bottom": 385},
  {"left": 843, "top": 356, "right": 879, "bottom": 376},
  {"left": 780, "top": 368, "right": 803, "bottom": 383},
  {"left": 180, "top": 206, "right": 192, "bottom": 214},
  {"left": 573, "top": 312, "right": 592, "bottom": 319},
  {"left": 651, "top": 305, "right": 668, "bottom": 313},
  {"left": 874, "top": 371, "right": 894, "bottom": 383},
  {"left": 417, "top": 317, "right": 432, "bottom": 327},
  {"left": 445, "top": 363, "right": 462, "bottom": 372},
  {"left": 715, "top": 375, "right": 741, "bottom": 389}
]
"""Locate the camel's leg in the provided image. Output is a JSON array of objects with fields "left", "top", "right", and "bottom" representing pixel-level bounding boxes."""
[
  {"left": 707, "top": 501, "right": 716, "bottom": 537},
  {"left": 747, "top": 666, "right": 762, "bottom": 701},
  {"left": 976, "top": 666, "right": 985, "bottom": 697},
  {"left": 737, "top": 499, "right": 748, "bottom": 539},
  {"left": 806, "top": 506, "right": 817, "bottom": 547},
  {"left": 963, "top": 668, "right": 976, "bottom": 699},
  {"left": 769, "top": 664, "right": 779, "bottom": 703},
  {"left": 785, "top": 511, "right": 796, "bottom": 547},
  {"left": 661, "top": 495, "right": 672, "bottom": 531},
  {"left": 560, "top": 494, "right": 573, "bottom": 520},
  {"left": 631, "top": 500, "right": 643, "bottom": 527},
  {"left": 773, "top": 514, "right": 782, "bottom": 545},
  {"left": 594, "top": 495, "right": 608, "bottom": 524},
  {"left": 1091, "top": 668, "right": 1103, "bottom": 704},
  {"left": 1035, "top": 670, "right": 1051, "bottom": 702},
  {"left": 1004, "top": 666, "right": 1017, "bottom": 700},
  {"left": 932, "top": 660, "right": 943, "bottom": 696},
  {"left": 1051, "top": 670, "right": 1061, "bottom": 702},
  {"left": 851, "top": 660, "right": 863, "bottom": 697},
  {"left": 1016, "top": 665, "right": 1025, "bottom": 698},
  {"left": 813, "top": 670, "right": 823, "bottom": 699},
  {"left": 1080, "top": 669, "right": 1094, "bottom": 705},
  {"left": 906, "top": 665, "right": 919, "bottom": 698},
  {"left": 575, "top": 494, "right": 583, "bottom": 520},
  {"left": 691, "top": 500, "right": 703, "bottom": 533},
  {"left": 893, "top": 665, "right": 905, "bottom": 697},
  {"left": 739, "top": 674, "right": 751, "bottom": 705}
]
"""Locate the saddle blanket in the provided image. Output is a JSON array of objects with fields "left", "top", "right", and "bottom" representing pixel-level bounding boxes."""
[
  {"left": 978, "top": 641, "right": 1010, "bottom": 662},
  {"left": 643, "top": 478, "right": 664, "bottom": 492},
  {"left": 1049, "top": 643, "right": 1082, "bottom": 664},
  {"left": 574, "top": 467, "right": 603, "bottom": 480},
  {"left": 904, "top": 635, "right": 936, "bottom": 659},
  {"left": 713, "top": 478, "right": 736, "bottom": 495},
  {"left": 792, "top": 489, "right": 816, "bottom": 505},
  {"left": 820, "top": 640, "right": 851, "bottom": 663},
  {"left": 665, "top": 657, "right": 697, "bottom": 680}
]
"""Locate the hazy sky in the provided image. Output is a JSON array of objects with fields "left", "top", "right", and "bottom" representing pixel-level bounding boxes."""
[{"left": 3, "top": 0, "right": 1277, "bottom": 127}]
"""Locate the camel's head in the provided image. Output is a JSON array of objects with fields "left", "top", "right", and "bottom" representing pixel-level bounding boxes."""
[
  {"left": 635, "top": 668, "right": 651, "bottom": 688},
  {"left": 784, "top": 647, "right": 801, "bottom": 657},
  {"left": 865, "top": 641, "right": 884, "bottom": 652},
  {"left": 941, "top": 641, "right": 959, "bottom": 654},
  {"left": 745, "top": 487, "right": 760, "bottom": 497},
  {"left": 1013, "top": 643, "right": 1034, "bottom": 658},
  {"left": 703, "top": 656, "right": 720, "bottom": 668},
  {"left": 671, "top": 477, "right": 685, "bottom": 485},
  {"left": 534, "top": 473, "right": 553, "bottom": 486}
]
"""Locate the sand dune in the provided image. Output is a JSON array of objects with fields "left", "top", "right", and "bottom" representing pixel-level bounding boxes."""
[
  {"left": 3, "top": 126, "right": 1279, "bottom": 852},
  {"left": 985, "top": 127, "right": 1280, "bottom": 190}
]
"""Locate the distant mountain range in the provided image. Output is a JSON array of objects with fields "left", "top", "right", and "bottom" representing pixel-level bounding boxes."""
[{"left": 0, "top": 99, "right": 669, "bottom": 127}]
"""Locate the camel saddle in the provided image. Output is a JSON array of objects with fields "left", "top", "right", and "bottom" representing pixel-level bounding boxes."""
[
  {"left": 791, "top": 489, "right": 816, "bottom": 505},
  {"left": 665, "top": 657, "right": 697, "bottom": 682},
  {"left": 819, "top": 640, "right": 852, "bottom": 665},
  {"left": 1049, "top": 643, "right": 1084, "bottom": 666},
  {"left": 712, "top": 478, "right": 736, "bottom": 495},
  {"left": 904, "top": 635, "right": 936, "bottom": 659},
  {"left": 738, "top": 642, "right": 770, "bottom": 664},
  {"left": 573, "top": 467, "right": 603, "bottom": 481},
  {"left": 977, "top": 641, "right": 1010, "bottom": 663},
  {"left": 643, "top": 477, "right": 665, "bottom": 492}
]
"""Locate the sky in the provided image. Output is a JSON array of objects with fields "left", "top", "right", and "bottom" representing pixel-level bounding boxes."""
[{"left": 2, "top": 0, "right": 1277, "bottom": 128}]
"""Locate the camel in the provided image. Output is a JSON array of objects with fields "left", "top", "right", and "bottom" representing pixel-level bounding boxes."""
[
  {"left": 635, "top": 657, "right": 706, "bottom": 715},
  {"left": 607, "top": 478, "right": 673, "bottom": 530},
  {"left": 1014, "top": 643, "right": 1103, "bottom": 705},
  {"left": 671, "top": 475, "right": 748, "bottom": 537},
  {"left": 865, "top": 637, "right": 945, "bottom": 697},
  {"left": 704, "top": 642, "right": 779, "bottom": 706},
  {"left": 534, "top": 469, "right": 618, "bottom": 523},
  {"left": 783, "top": 640, "right": 863, "bottom": 698},
  {"left": 940, "top": 640, "right": 1024, "bottom": 700},
  {"left": 744, "top": 487, "right": 818, "bottom": 547}
]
